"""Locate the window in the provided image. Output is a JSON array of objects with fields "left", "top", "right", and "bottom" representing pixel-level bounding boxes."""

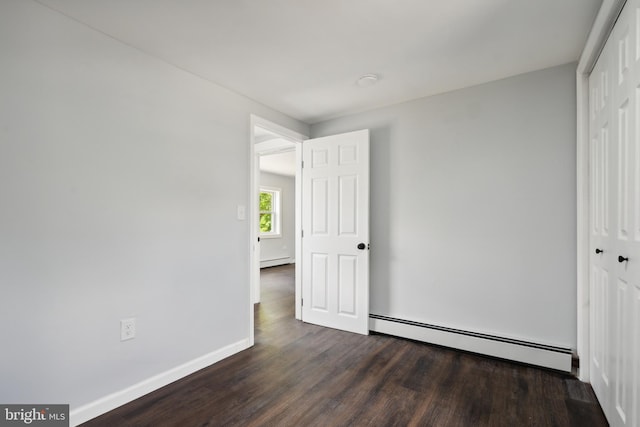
[{"left": 259, "top": 187, "right": 281, "bottom": 237}]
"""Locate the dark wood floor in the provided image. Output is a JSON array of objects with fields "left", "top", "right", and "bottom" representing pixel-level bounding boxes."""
[{"left": 82, "top": 264, "right": 608, "bottom": 426}]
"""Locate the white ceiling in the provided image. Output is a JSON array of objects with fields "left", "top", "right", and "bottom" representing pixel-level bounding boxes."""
[
  {"left": 260, "top": 151, "right": 296, "bottom": 177},
  {"left": 254, "top": 126, "right": 296, "bottom": 176},
  {"left": 36, "top": 0, "right": 602, "bottom": 124}
]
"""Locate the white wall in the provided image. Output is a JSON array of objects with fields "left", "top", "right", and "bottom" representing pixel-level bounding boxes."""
[
  {"left": 311, "top": 63, "right": 577, "bottom": 349},
  {"left": 259, "top": 172, "right": 295, "bottom": 267},
  {"left": 0, "top": 0, "right": 307, "bottom": 413}
]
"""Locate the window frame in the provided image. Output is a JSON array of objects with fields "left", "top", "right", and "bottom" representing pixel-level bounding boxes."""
[{"left": 259, "top": 186, "right": 282, "bottom": 238}]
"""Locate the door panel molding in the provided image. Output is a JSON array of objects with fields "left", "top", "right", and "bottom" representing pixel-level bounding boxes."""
[{"left": 302, "top": 129, "right": 370, "bottom": 335}]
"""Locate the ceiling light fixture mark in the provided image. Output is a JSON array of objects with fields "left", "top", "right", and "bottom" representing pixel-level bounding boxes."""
[{"left": 356, "top": 74, "right": 379, "bottom": 87}]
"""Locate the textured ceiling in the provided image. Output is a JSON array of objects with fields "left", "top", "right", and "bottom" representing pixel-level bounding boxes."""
[{"left": 36, "top": 0, "right": 602, "bottom": 124}]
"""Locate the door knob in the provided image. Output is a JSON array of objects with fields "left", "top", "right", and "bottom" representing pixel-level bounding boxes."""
[
  {"left": 357, "top": 243, "right": 366, "bottom": 250},
  {"left": 595, "top": 248, "right": 603, "bottom": 254},
  {"left": 618, "top": 255, "right": 629, "bottom": 263}
]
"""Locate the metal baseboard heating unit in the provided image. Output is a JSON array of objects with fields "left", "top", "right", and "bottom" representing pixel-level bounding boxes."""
[
  {"left": 369, "top": 314, "right": 572, "bottom": 372},
  {"left": 260, "top": 257, "right": 292, "bottom": 268}
]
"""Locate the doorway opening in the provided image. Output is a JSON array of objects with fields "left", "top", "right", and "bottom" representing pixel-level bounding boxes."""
[
  {"left": 256, "top": 264, "right": 296, "bottom": 338},
  {"left": 249, "top": 115, "right": 306, "bottom": 345}
]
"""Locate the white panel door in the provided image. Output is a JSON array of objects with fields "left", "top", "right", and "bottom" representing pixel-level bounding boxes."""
[
  {"left": 589, "top": 1, "right": 640, "bottom": 426},
  {"left": 589, "top": 14, "right": 614, "bottom": 417},
  {"left": 302, "top": 129, "right": 369, "bottom": 335}
]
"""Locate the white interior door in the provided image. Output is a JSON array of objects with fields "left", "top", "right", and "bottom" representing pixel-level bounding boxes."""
[
  {"left": 301, "top": 129, "right": 369, "bottom": 335},
  {"left": 589, "top": 14, "right": 613, "bottom": 416},
  {"left": 589, "top": 1, "right": 640, "bottom": 425}
]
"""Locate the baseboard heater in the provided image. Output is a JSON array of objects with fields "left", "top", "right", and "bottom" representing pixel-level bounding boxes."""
[
  {"left": 260, "top": 257, "right": 292, "bottom": 268},
  {"left": 369, "top": 314, "right": 572, "bottom": 372}
]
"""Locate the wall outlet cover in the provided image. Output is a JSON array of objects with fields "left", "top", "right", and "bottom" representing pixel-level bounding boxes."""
[{"left": 120, "top": 318, "right": 136, "bottom": 341}]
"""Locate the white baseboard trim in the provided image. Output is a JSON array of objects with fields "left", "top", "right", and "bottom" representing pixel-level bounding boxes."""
[
  {"left": 369, "top": 315, "right": 572, "bottom": 372},
  {"left": 70, "top": 338, "right": 250, "bottom": 426},
  {"left": 260, "top": 258, "right": 294, "bottom": 268}
]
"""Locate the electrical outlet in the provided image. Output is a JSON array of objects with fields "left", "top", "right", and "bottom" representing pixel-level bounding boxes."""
[{"left": 120, "top": 318, "right": 136, "bottom": 341}]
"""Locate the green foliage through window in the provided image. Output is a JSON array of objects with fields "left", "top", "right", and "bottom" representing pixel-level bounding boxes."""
[
  {"left": 260, "top": 192, "right": 272, "bottom": 212},
  {"left": 259, "top": 190, "right": 277, "bottom": 234},
  {"left": 260, "top": 213, "right": 272, "bottom": 232}
]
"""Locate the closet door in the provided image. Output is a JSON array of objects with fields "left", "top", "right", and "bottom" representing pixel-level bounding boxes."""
[
  {"left": 589, "top": 22, "right": 613, "bottom": 418},
  {"left": 589, "top": 1, "right": 640, "bottom": 425}
]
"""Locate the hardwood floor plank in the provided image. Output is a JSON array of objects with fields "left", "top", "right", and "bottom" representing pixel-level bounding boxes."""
[{"left": 81, "top": 265, "right": 608, "bottom": 427}]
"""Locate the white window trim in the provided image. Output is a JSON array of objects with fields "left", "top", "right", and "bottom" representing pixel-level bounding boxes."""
[{"left": 259, "top": 186, "right": 282, "bottom": 238}]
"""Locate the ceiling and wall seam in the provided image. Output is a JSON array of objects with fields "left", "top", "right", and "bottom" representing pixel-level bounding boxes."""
[{"left": 31, "top": 0, "right": 302, "bottom": 124}]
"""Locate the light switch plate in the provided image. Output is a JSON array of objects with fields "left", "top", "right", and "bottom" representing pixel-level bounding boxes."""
[{"left": 237, "top": 205, "right": 246, "bottom": 220}]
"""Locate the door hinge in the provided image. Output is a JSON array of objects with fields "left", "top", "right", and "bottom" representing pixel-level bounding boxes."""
[
  {"left": 301, "top": 160, "right": 304, "bottom": 169},
  {"left": 301, "top": 298, "right": 303, "bottom": 306},
  {"left": 301, "top": 230, "right": 304, "bottom": 238}
]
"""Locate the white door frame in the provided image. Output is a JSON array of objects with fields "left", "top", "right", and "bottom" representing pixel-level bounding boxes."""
[
  {"left": 248, "top": 115, "right": 307, "bottom": 346},
  {"left": 576, "top": 0, "right": 627, "bottom": 382}
]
